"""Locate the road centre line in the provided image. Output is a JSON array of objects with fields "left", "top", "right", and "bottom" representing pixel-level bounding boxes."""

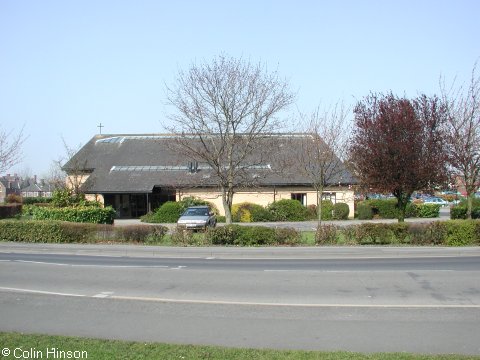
[
  {"left": 1, "top": 286, "right": 479, "bottom": 309},
  {"left": 0, "top": 286, "right": 86, "bottom": 297},
  {"left": 11, "top": 260, "right": 170, "bottom": 268}
]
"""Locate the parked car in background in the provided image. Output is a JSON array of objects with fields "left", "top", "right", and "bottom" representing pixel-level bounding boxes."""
[
  {"left": 423, "top": 197, "right": 449, "bottom": 207},
  {"left": 177, "top": 206, "right": 217, "bottom": 230}
]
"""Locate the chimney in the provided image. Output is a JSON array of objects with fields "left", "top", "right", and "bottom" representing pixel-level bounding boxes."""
[{"left": 34, "top": 175, "right": 37, "bottom": 184}]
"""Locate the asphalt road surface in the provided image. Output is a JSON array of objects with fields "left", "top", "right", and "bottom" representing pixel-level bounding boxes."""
[{"left": 0, "top": 245, "right": 479, "bottom": 355}]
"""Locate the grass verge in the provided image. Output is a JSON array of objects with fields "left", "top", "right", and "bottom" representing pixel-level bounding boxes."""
[{"left": 0, "top": 332, "right": 478, "bottom": 360}]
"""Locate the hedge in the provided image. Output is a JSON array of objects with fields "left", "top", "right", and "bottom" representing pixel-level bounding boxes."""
[
  {"left": 29, "top": 206, "right": 116, "bottom": 224},
  {"left": 315, "top": 220, "right": 480, "bottom": 246},
  {"left": 450, "top": 205, "right": 480, "bottom": 219},
  {"left": 0, "top": 220, "right": 168, "bottom": 244},
  {"left": 205, "top": 225, "right": 301, "bottom": 246},
  {"left": 22, "top": 197, "right": 53, "bottom": 205},
  {"left": 356, "top": 200, "right": 440, "bottom": 219}
]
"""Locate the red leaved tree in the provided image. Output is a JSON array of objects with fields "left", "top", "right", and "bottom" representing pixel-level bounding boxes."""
[{"left": 350, "top": 92, "right": 448, "bottom": 222}]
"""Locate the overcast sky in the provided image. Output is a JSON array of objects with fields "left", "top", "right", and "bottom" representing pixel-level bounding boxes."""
[{"left": 1, "top": 0, "right": 479, "bottom": 177}]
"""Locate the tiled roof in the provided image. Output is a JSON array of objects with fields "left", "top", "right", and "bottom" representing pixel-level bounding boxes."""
[{"left": 65, "top": 134, "right": 357, "bottom": 193}]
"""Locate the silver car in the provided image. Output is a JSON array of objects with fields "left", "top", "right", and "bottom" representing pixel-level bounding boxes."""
[{"left": 177, "top": 206, "right": 217, "bottom": 230}]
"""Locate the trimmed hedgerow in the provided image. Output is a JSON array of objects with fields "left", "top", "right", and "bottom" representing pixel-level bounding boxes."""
[
  {"left": 315, "top": 224, "right": 338, "bottom": 245},
  {"left": 0, "top": 220, "right": 168, "bottom": 244},
  {"left": 0, "top": 220, "right": 98, "bottom": 243},
  {"left": 314, "top": 220, "right": 480, "bottom": 246},
  {"left": 29, "top": 206, "right": 116, "bottom": 224},
  {"left": 115, "top": 225, "right": 168, "bottom": 243},
  {"left": 274, "top": 227, "right": 302, "bottom": 246},
  {"left": 205, "top": 225, "right": 301, "bottom": 246}
]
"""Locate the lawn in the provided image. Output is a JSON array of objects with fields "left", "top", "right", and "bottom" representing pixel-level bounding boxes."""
[{"left": 0, "top": 333, "right": 478, "bottom": 360}]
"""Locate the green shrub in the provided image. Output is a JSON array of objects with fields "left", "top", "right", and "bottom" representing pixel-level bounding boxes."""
[
  {"left": 216, "top": 216, "right": 226, "bottom": 223},
  {"left": 319, "top": 200, "right": 334, "bottom": 220},
  {"left": 234, "top": 225, "right": 277, "bottom": 246},
  {"left": 356, "top": 203, "right": 373, "bottom": 220},
  {"left": 0, "top": 204, "right": 22, "bottom": 219},
  {"left": 367, "top": 199, "right": 398, "bottom": 218},
  {"left": 274, "top": 227, "right": 301, "bottom": 246},
  {"left": 115, "top": 225, "right": 168, "bottom": 243},
  {"left": 416, "top": 204, "right": 440, "bottom": 218},
  {"left": 22, "top": 197, "right": 53, "bottom": 205},
  {"left": 232, "top": 203, "right": 253, "bottom": 222},
  {"left": 450, "top": 205, "right": 480, "bottom": 219},
  {"left": 143, "top": 201, "right": 183, "bottom": 223},
  {"left": 206, "top": 225, "right": 238, "bottom": 245},
  {"left": 232, "top": 202, "right": 272, "bottom": 222},
  {"left": 30, "top": 206, "right": 116, "bottom": 224},
  {"left": 0, "top": 220, "right": 99, "bottom": 243},
  {"left": 354, "top": 223, "right": 409, "bottom": 244},
  {"left": 206, "top": 225, "right": 296, "bottom": 246},
  {"left": 332, "top": 203, "right": 349, "bottom": 220},
  {"left": 315, "top": 224, "right": 338, "bottom": 245},
  {"left": 268, "top": 199, "right": 308, "bottom": 221},
  {"left": 170, "top": 227, "right": 208, "bottom": 246},
  {"left": 444, "top": 220, "right": 478, "bottom": 246}
]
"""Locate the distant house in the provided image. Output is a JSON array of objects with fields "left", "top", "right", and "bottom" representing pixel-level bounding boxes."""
[
  {"left": 0, "top": 174, "right": 22, "bottom": 202},
  {"left": 21, "top": 180, "right": 55, "bottom": 198},
  {"left": 64, "top": 134, "right": 357, "bottom": 218}
]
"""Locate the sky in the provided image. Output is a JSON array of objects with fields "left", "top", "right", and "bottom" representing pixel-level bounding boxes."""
[{"left": 1, "top": 0, "right": 479, "bottom": 178}]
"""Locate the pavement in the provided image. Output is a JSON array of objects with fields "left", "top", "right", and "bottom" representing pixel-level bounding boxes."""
[{"left": 1, "top": 241, "right": 479, "bottom": 259}]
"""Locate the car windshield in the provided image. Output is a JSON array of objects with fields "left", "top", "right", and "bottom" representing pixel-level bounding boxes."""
[{"left": 184, "top": 208, "right": 209, "bottom": 216}]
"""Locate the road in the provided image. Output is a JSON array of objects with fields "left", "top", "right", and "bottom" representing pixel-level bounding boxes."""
[{"left": 0, "top": 244, "right": 479, "bottom": 355}]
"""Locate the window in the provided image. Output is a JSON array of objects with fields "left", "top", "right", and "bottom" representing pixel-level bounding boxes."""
[
  {"left": 322, "top": 192, "right": 336, "bottom": 203},
  {"left": 291, "top": 193, "right": 307, "bottom": 206}
]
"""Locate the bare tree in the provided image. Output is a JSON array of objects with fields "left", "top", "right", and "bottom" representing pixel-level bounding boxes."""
[
  {"left": 295, "top": 102, "right": 352, "bottom": 225},
  {"left": 57, "top": 138, "right": 90, "bottom": 197},
  {"left": 0, "top": 126, "right": 26, "bottom": 173},
  {"left": 441, "top": 62, "right": 480, "bottom": 219},
  {"left": 166, "top": 55, "right": 294, "bottom": 223}
]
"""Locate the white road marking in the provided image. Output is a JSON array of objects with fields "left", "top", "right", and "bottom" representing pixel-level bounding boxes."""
[
  {"left": 170, "top": 266, "right": 187, "bottom": 270},
  {"left": 0, "top": 286, "right": 85, "bottom": 297},
  {"left": 0, "top": 286, "right": 478, "bottom": 308},
  {"left": 11, "top": 260, "right": 169, "bottom": 269},
  {"left": 93, "top": 291, "right": 114, "bottom": 298},
  {"left": 111, "top": 295, "right": 480, "bottom": 309}
]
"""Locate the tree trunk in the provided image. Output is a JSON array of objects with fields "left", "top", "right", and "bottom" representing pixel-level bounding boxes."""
[
  {"left": 466, "top": 191, "right": 473, "bottom": 220},
  {"left": 316, "top": 187, "right": 324, "bottom": 227},
  {"left": 222, "top": 187, "right": 234, "bottom": 224},
  {"left": 395, "top": 192, "right": 410, "bottom": 223}
]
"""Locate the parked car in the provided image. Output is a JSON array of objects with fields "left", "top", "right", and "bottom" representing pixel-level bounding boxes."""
[
  {"left": 177, "top": 206, "right": 217, "bottom": 230},
  {"left": 423, "top": 197, "right": 449, "bottom": 207}
]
